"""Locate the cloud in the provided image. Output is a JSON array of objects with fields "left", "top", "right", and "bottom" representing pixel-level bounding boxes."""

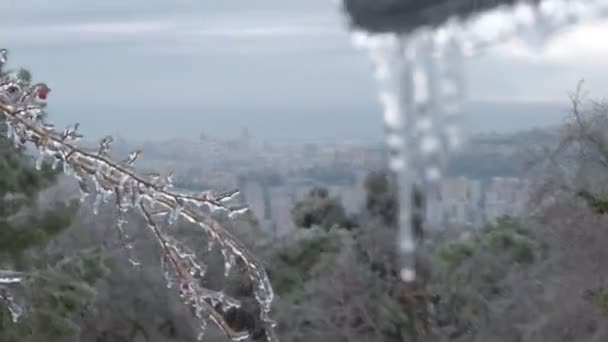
[
  {"left": 0, "top": 12, "right": 348, "bottom": 50},
  {"left": 188, "top": 26, "right": 343, "bottom": 39},
  {"left": 490, "top": 20, "right": 608, "bottom": 65},
  {"left": 0, "top": 20, "right": 177, "bottom": 46}
]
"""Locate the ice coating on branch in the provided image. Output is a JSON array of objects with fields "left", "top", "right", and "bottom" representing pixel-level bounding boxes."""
[
  {"left": 0, "top": 270, "right": 24, "bottom": 285},
  {"left": 345, "top": 0, "right": 608, "bottom": 282},
  {"left": 0, "top": 289, "right": 24, "bottom": 322},
  {"left": 0, "top": 270, "right": 25, "bottom": 322},
  {"left": 0, "top": 50, "right": 277, "bottom": 341}
]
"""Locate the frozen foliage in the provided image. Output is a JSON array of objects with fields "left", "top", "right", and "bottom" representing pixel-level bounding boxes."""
[
  {"left": 0, "top": 49, "right": 277, "bottom": 342},
  {"left": 344, "top": 0, "right": 608, "bottom": 282}
]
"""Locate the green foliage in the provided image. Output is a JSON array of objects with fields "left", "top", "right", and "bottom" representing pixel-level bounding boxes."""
[
  {"left": 363, "top": 171, "right": 397, "bottom": 226},
  {"left": 480, "top": 216, "right": 542, "bottom": 264},
  {"left": 584, "top": 287, "right": 608, "bottom": 315},
  {"left": 0, "top": 145, "right": 59, "bottom": 203},
  {"left": 0, "top": 249, "right": 109, "bottom": 342},
  {"left": 578, "top": 189, "right": 608, "bottom": 215},
  {"left": 0, "top": 201, "right": 78, "bottom": 265},
  {"left": 266, "top": 228, "right": 344, "bottom": 295},
  {"left": 435, "top": 217, "right": 541, "bottom": 269},
  {"left": 0, "top": 73, "right": 107, "bottom": 341},
  {"left": 430, "top": 217, "right": 543, "bottom": 339},
  {"left": 437, "top": 241, "right": 474, "bottom": 269},
  {"left": 273, "top": 172, "right": 546, "bottom": 342},
  {"left": 0, "top": 113, "right": 71, "bottom": 264},
  {"left": 291, "top": 186, "right": 355, "bottom": 230},
  {"left": 435, "top": 217, "right": 541, "bottom": 285}
]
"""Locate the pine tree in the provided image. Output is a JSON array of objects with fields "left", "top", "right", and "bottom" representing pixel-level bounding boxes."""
[{"left": 0, "top": 58, "right": 107, "bottom": 342}]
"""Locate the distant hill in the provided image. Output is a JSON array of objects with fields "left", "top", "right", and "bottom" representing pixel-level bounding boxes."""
[{"left": 61, "top": 100, "right": 567, "bottom": 144}]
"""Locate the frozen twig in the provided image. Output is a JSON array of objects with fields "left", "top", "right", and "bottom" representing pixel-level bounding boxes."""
[{"left": 0, "top": 49, "right": 277, "bottom": 342}]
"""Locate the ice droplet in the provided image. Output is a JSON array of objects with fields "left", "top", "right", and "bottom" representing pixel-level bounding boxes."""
[
  {"left": 399, "top": 268, "right": 416, "bottom": 282},
  {"left": 420, "top": 135, "right": 441, "bottom": 155},
  {"left": 128, "top": 258, "right": 141, "bottom": 267},
  {"left": 196, "top": 316, "right": 208, "bottom": 341},
  {"left": 425, "top": 167, "right": 442, "bottom": 182},
  {"left": 62, "top": 160, "right": 73, "bottom": 175},
  {"left": 35, "top": 153, "right": 44, "bottom": 170},
  {"left": 224, "top": 253, "right": 236, "bottom": 278},
  {"left": 92, "top": 193, "right": 102, "bottom": 215},
  {"left": 168, "top": 203, "right": 182, "bottom": 225},
  {"left": 207, "top": 239, "right": 215, "bottom": 253},
  {"left": 119, "top": 175, "right": 129, "bottom": 189},
  {"left": 0, "top": 290, "right": 24, "bottom": 322}
]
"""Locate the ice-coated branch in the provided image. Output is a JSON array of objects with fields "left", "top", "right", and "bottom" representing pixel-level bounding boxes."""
[
  {"left": 0, "top": 49, "right": 277, "bottom": 342},
  {"left": 0, "top": 270, "right": 24, "bottom": 285}
]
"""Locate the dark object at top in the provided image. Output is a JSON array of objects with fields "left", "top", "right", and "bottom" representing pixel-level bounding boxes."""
[{"left": 343, "top": 0, "right": 541, "bottom": 33}]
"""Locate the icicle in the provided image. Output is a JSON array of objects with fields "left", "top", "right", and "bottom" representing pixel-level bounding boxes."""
[
  {"left": 114, "top": 201, "right": 142, "bottom": 267},
  {"left": 359, "top": 32, "right": 418, "bottom": 282},
  {"left": 61, "top": 122, "right": 82, "bottom": 141},
  {"left": 77, "top": 179, "right": 89, "bottom": 203},
  {"left": 62, "top": 158, "right": 73, "bottom": 176},
  {"left": 190, "top": 259, "right": 207, "bottom": 278},
  {"left": 228, "top": 206, "right": 249, "bottom": 218},
  {"left": 413, "top": 33, "right": 442, "bottom": 185},
  {"left": 99, "top": 187, "right": 110, "bottom": 204},
  {"left": 164, "top": 170, "right": 174, "bottom": 189},
  {"left": 224, "top": 253, "right": 236, "bottom": 278},
  {"left": 92, "top": 194, "right": 101, "bottom": 215},
  {"left": 34, "top": 152, "right": 44, "bottom": 170},
  {"left": 51, "top": 157, "right": 60, "bottom": 170},
  {"left": 122, "top": 150, "right": 142, "bottom": 166},
  {"left": 98, "top": 135, "right": 113, "bottom": 155},
  {"left": 196, "top": 319, "right": 208, "bottom": 341},
  {"left": 8, "top": 303, "right": 23, "bottom": 323},
  {"left": 161, "top": 254, "right": 178, "bottom": 289},
  {"left": 0, "top": 48, "right": 7, "bottom": 66},
  {"left": 0, "top": 291, "right": 24, "bottom": 323},
  {"left": 128, "top": 257, "right": 141, "bottom": 267},
  {"left": 168, "top": 199, "right": 183, "bottom": 225},
  {"left": 440, "top": 34, "right": 466, "bottom": 153},
  {"left": 89, "top": 175, "right": 104, "bottom": 215},
  {"left": 207, "top": 238, "right": 215, "bottom": 253},
  {"left": 5, "top": 124, "right": 14, "bottom": 140}
]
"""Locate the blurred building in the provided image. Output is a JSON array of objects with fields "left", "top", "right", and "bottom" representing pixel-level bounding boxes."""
[
  {"left": 424, "top": 177, "right": 484, "bottom": 228},
  {"left": 484, "top": 177, "right": 531, "bottom": 222}
]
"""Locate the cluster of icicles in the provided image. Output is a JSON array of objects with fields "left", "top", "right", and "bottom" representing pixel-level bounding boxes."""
[
  {"left": 0, "top": 49, "right": 277, "bottom": 342},
  {"left": 346, "top": 0, "right": 608, "bottom": 282}
]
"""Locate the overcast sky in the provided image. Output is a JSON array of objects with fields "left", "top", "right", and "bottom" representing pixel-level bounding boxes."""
[{"left": 1, "top": 0, "right": 608, "bottom": 142}]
